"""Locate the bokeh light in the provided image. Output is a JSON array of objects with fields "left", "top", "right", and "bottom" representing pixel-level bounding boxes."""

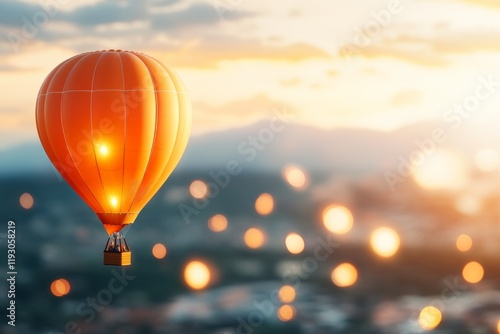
[
  {"left": 208, "top": 214, "right": 228, "bottom": 232},
  {"left": 322, "top": 205, "right": 353, "bottom": 234},
  {"left": 277, "top": 304, "right": 296, "bottom": 322},
  {"left": 331, "top": 263, "right": 358, "bottom": 288},
  {"left": 278, "top": 285, "right": 296, "bottom": 303},
  {"left": 184, "top": 260, "right": 211, "bottom": 290},
  {"left": 497, "top": 319, "right": 500, "bottom": 334},
  {"left": 285, "top": 233, "right": 305, "bottom": 254},
  {"left": 455, "top": 195, "right": 481, "bottom": 215},
  {"left": 475, "top": 148, "right": 500, "bottom": 172},
  {"left": 50, "top": 278, "right": 70, "bottom": 297},
  {"left": 19, "top": 193, "right": 34, "bottom": 209},
  {"left": 255, "top": 193, "right": 274, "bottom": 216},
  {"left": 418, "top": 306, "right": 442, "bottom": 330},
  {"left": 456, "top": 234, "right": 472, "bottom": 252},
  {"left": 189, "top": 180, "right": 208, "bottom": 199},
  {"left": 412, "top": 150, "right": 467, "bottom": 190},
  {"left": 152, "top": 243, "right": 167, "bottom": 259},
  {"left": 244, "top": 228, "right": 266, "bottom": 249},
  {"left": 282, "top": 165, "right": 308, "bottom": 189},
  {"left": 370, "top": 227, "right": 400, "bottom": 258},
  {"left": 462, "top": 261, "right": 484, "bottom": 284}
]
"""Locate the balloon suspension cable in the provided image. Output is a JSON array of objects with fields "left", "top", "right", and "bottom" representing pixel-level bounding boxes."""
[{"left": 122, "top": 224, "right": 132, "bottom": 238}]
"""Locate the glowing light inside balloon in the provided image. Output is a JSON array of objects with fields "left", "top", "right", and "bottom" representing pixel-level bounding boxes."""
[
  {"left": 189, "top": 180, "right": 208, "bottom": 199},
  {"left": 418, "top": 306, "right": 442, "bottom": 330},
  {"left": 277, "top": 305, "right": 296, "bottom": 322},
  {"left": 412, "top": 150, "right": 467, "bottom": 190},
  {"left": 283, "top": 165, "right": 308, "bottom": 189},
  {"left": 285, "top": 232, "right": 305, "bottom": 254},
  {"left": 208, "top": 214, "right": 228, "bottom": 232},
  {"left": 322, "top": 205, "right": 353, "bottom": 234},
  {"left": 110, "top": 196, "right": 118, "bottom": 208},
  {"left": 370, "top": 227, "right": 400, "bottom": 258},
  {"left": 184, "top": 260, "right": 211, "bottom": 290},
  {"left": 98, "top": 144, "right": 109, "bottom": 156},
  {"left": 462, "top": 261, "right": 484, "bottom": 284},
  {"left": 475, "top": 148, "right": 499, "bottom": 172},
  {"left": 331, "top": 263, "right": 358, "bottom": 287},
  {"left": 19, "top": 193, "right": 34, "bottom": 209},
  {"left": 278, "top": 285, "right": 296, "bottom": 303},
  {"left": 152, "top": 243, "right": 167, "bottom": 259},
  {"left": 456, "top": 234, "right": 472, "bottom": 252},
  {"left": 244, "top": 228, "right": 266, "bottom": 249},
  {"left": 50, "top": 278, "right": 70, "bottom": 297},
  {"left": 255, "top": 193, "right": 274, "bottom": 216}
]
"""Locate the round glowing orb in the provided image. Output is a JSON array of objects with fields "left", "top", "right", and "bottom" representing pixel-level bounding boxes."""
[
  {"left": 184, "top": 260, "right": 211, "bottom": 290},
  {"left": 283, "top": 165, "right": 308, "bottom": 189},
  {"left": 462, "top": 261, "right": 484, "bottom": 284},
  {"left": 152, "top": 243, "right": 167, "bottom": 259},
  {"left": 285, "top": 233, "right": 305, "bottom": 254},
  {"left": 50, "top": 278, "right": 70, "bottom": 297},
  {"left": 456, "top": 234, "right": 472, "bottom": 252},
  {"left": 208, "top": 214, "right": 228, "bottom": 232},
  {"left": 277, "top": 305, "right": 296, "bottom": 322},
  {"left": 189, "top": 180, "right": 208, "bottom": 199},
  {"left": 370, "top": 227, "right": 400, "bottom": 258},
  {"left": 19, "top": 193, "right": 34, "bottom": 209},
  {"left": 255, "top": 193, "right": 274, "bottom": 216},
  {"left": 278, "top": 285, "right": 296, "bottom": 303},
  {"left": 322, "top": 205, "right": 353, "bottom": 234},
  {"left": 418, "top": 306, "right": 442, "bottom": 330},
  {"left": 331, "top": 263, "right": 358, "bottom": 287},
  {"left": 244, "top": 228, "right": 266, "bottom": 249}
]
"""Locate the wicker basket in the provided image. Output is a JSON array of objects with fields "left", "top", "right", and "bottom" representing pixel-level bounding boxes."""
[{"left": 104, "top": 251, "right": 131, "bottom": 266}]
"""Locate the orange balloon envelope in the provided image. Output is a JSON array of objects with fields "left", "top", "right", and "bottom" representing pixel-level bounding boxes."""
[{"left": 36, "top": 50, "right": 191, "bottom": 265}]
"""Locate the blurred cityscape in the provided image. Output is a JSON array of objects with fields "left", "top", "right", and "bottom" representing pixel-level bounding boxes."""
[{"left": 3, "top": 136, "right": 500, "bottom": 333}]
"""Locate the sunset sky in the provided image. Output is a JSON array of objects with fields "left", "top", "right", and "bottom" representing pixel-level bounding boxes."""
[{"left": 2, "top": 0, "right": 500, "bottom": 148}]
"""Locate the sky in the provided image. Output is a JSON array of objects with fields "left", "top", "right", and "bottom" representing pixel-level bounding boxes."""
[{"left": 3, "top": 0, "right": 500, "bottom": 148}]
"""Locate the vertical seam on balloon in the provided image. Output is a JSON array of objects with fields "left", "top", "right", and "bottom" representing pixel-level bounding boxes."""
[
  {"left": 124, "top": 52, "right": 160, "bottom": 214},
  {"left": 133, "top": 54, "right": 179, "bottom": 205},
  {"left": 58, "top": 54, "right": 106, "bottom": 213},
  {"left": 118, "top": 52, "right": 126, "bottom": 215},
  {"left": 38, "top": 57, "right": 78, "bottom": 170},
  {"left": 89, "top": 52, "right": 109, "bottom": 213},
  {"left": 140, "top": 54, "right": 185, "bottom": 201}
]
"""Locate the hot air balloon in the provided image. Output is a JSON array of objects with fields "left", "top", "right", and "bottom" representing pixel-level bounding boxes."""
[{"left": 36, "top": 50, "right": 191, "bottom": 266}]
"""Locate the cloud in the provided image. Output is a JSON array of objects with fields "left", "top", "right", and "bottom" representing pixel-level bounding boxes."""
[
  {"left": 63, "top": 1, "right": 149, "bottom": 26},
  {"left": 0, "top": 2, "right": 40, "bottom": 28},
  {"left": 390, "top": 90, "right": 423, "bottom": 107},
  {"left": 0, "top": 0, "right": 252, "bottom": 53},
  {"left": 0, "top": 64, "right": 32, "bottom": 72},
  {"left": 151, "top": 3, "right": 248, "bottom": 30},
  {"left": 461, "top": 0, "right": 500, "bottom": 9},
  {"left": 60, "top": 1, "right": 249, "bottom": 31},
  {"left": 280, "top": 78, "right": 301, "bottom": 87},
  {"left": 156, "top": 38, "right": 330, "bottom": 68},
  {"left": 340, "top": 31, "right": 500, "bottom": 67}
]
